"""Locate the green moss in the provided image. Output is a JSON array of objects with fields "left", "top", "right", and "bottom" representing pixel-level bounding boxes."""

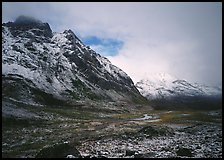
[
  {"left": 176, "top": 148, "right": 193, "bottom": 157},
  {"left": 2, "top": 117, "right": 30, "bottom": 127},
  {"left": 71, "top": 79, "right": 89, "bottom": 93},
  {"left": 112, "top": 113, "right": 143, "bottom": 120},
  {"left": 2, "top": 117, "right": 45, "bottom": 128},
  {"left": 69, "top": 79, "right": 102, "bottom": 101},
  {"left": 2, "top": 142, "right": 47, "bottom": 158},
  {"left": 86, "top": 92, "right": 101, "bottom": 100},
  {"left": 131, "top": 95, "right": 150, "bottom": 105},
  {"left": 138, "top": 125, "right": 172, "bottom": 138},
  {"left": 42, "top": 107, "right": 97, "bottom": 120},
  {"left": 65, "top": 90, "right": 81, "bottom": 100},
  {"left": 159, "top": 110, "right": 220, "bottom": 124},
  {"left": 71, "top": 79, "right": 84, "bottom": 87},
  {"left": 32, "top": 88, "right": 67, "bottom": 106}
]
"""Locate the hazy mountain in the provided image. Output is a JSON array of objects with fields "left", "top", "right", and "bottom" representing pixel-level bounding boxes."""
[{"left": 136, "top": 73, "right": 222, "bottom": 109}]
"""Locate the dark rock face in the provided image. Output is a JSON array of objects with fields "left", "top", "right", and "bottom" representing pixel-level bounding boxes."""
[
  {"left": 3, "top": 15, "right": 53, "bottom": 39},
  {"left": 35, "top": 143, "right": 81, "bottom": 158},
  {"left": 60, "top": 29, "right": 138, "bottom": 94},
  {"left": 138, "top": 125, "right": 173, "bottom": 138},
  {"left": 125, "top": 149, "right": 136, "bottom": 156},
  {"left": 134, "top": 152, "right": 156, "bottom": 158},
  {"left": 176, "top": 147, "right": 193, "bottom": 157}
]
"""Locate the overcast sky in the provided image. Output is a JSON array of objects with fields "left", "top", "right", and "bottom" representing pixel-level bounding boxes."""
[{"left": 2, "top": 2, "right": 222, "bottom": 86}]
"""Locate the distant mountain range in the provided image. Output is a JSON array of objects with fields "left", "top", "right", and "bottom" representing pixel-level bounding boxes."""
[
  {"left": 136, "top": 73, "right": 222, "bottom": 99},
  {"left": 135, "top": 73, "right": 222, "bottom": 110}
]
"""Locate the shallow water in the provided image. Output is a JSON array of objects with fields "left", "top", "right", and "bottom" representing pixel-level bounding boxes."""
[{"left": 133, "top": 114, "right": 161, "bottom": 122}]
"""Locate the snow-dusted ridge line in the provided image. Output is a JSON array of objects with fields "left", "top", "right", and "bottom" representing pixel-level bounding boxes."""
[
  {"left": 2, "top": 17, "right": 141, "bottom": 102},
  {"left": 136, "top": 73, "right": 222, "bottom": 100}
]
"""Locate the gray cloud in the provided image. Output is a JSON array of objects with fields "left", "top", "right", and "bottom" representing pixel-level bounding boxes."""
[{"left": 2, "top": 2, "right": 222, "bottom": 86}]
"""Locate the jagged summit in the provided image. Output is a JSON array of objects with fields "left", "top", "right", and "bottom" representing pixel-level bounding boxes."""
[
  {"left": 3, "top": 15, "right": 53, "bottom": 38},
  {"left": 63, "top": 29, "right": 83, "bottom": 44}
]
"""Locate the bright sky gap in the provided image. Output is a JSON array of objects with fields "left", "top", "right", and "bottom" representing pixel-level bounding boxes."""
[{"left": 82, "top": 36, "right": 123, "bottom": 56}]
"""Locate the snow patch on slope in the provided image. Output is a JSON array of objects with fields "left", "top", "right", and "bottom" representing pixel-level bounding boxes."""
[{"left": 96, "top": 54, "right": 129, "bottom": 81}]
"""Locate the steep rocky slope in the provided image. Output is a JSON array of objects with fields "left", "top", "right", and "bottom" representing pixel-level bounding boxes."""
[{"left": 2, "top": 16, "right": 146, "bottom": 107}]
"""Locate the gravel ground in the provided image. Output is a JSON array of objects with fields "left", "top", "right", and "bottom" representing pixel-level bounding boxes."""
[{"left": 78, "top": 123, "right": 222, "bottom": 158}]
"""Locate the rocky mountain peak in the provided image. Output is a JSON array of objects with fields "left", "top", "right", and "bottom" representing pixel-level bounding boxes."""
[
  {"left": 63, "top": 29, "right": 83, "bottom": 45},
  {"left": 3, "top": 15, "right": 53, "bottom": 38},
  {"left": 2, "top": 17, "right": 146, "bottom": 105}
]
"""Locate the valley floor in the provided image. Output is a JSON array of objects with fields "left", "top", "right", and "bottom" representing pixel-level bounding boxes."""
[{"left": 2, "top": 100, "right": 222, "bottom": 158}]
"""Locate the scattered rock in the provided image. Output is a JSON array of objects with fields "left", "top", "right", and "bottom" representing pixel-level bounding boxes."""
[
  {"left": 138, "top": 125, "right": 173, "bottom": 138},
  {"left": 134, "top": 152, "right": 155, "bottom": 158},
  {"left": 97, "top": 155, "right": 108, "bottom": 158},
  {"left": 35, "top": 143, "right": 81, "bottom": 158},
  {"left": 176, "top": 147, "right": 193, "bottom": 157},
  {"left": 125, "top": 149, "right": 136, "bottom": 156},
  {"left": 76, "top": 124, "right": 222, "bottom": 158},
  {"left": 82, "top": 155, "right": 91, "bottom": 158},
  {"left": 66, "top": 154, "right": 76, "bottom": 158},
  {"left": 161, "top": 147, "right": 172, "bottom": 152}
]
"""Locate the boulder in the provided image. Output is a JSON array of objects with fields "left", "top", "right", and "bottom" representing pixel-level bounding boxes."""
[
  {"left": 35, "top": 143, "right": 81, "bottom": 158},
  {"left": 176, "top": 147, "right": 193, "bottom": 157},
  {"left": 125, "top": 149, "right": 136, "bottom": 156}
]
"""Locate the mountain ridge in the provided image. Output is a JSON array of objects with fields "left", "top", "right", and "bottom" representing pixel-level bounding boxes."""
[
  {"left": 136, "top": 73, "right": 222, "bottom": 100},
  {"left": 135, "top": 73, "right": 222, "bottom": 110},
  {"left": 2, "top": 16, "right": 147, "bottom": 107}
]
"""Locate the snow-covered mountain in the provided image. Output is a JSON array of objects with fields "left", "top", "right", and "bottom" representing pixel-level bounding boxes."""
[
  {"left": 2, "top": 16, "right": 144, "bottom": 105},
  {"left": 136, "top": 73, "right": 222, "bottom": 100}
]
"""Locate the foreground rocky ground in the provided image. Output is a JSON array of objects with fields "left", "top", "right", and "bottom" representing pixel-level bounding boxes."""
[
  {"left": 78, "top": 123, "right": 222, "bottom": 158},
  {"left": 2, "top": 99, "right": 222, "bottom": 158}
]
